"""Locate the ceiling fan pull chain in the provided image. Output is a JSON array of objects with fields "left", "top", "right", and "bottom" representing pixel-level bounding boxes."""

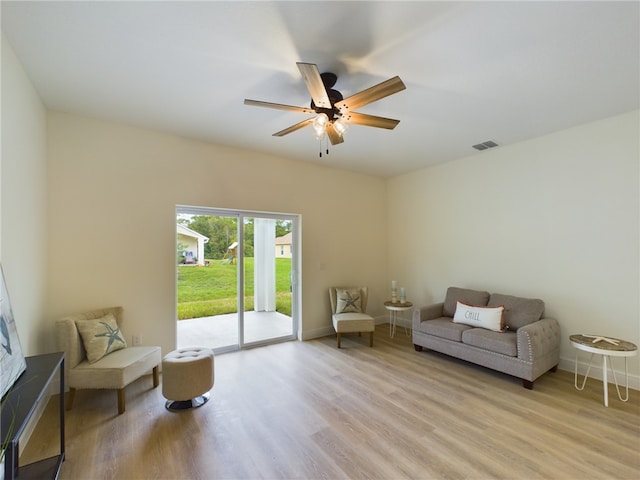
[{"left": 319, "top": 135, "right": 330, "bottom": 157}]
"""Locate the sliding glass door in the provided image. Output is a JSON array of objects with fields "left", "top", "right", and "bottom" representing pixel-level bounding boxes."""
[
  {"left": 242, "top": 215, "right": 295, "bottom": 344},
  {"left": 176, "top": 206, "right": 298, "bottom": 353}
]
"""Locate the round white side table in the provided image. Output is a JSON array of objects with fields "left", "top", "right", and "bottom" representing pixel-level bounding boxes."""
[
  {"left": 384, "top": 301, "right": 413, "bottom": 338},
  {"left": 570, "top": 334, "right": 637, "bottom": 407}
]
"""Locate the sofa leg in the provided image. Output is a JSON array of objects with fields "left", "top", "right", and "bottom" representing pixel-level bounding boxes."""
[
  {"left": 336, "top": 333, "right": 341, "bottom": 349},
  {"left": 152, "top": 366, "right": 159, "bottom": 388},
  {"left": 369, "top": 332, "right": 374, "bottom": 347},
  {"left": 117, "top": 388, "right": 126, "bottom": 414},
  {"left": 66, "top": 388, "right": 76, "bottom": 411},
  {"left": 522, "top": 379, "right": 534, "bottom": 390},
  {"left": 413, "top": 344, "right": 423, "bottom": 352}
]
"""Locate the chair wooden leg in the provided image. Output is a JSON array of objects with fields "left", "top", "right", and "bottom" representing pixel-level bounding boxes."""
[
  {"left": 337, "top": 333, "right": 341, "bottom": 348},
  {"left": 152, "top": 366, "right": 159, "bottom": 388},
  {"left": 66, "top": 388, "right": 76, "bottom": 411},
  {"left": 369, "top": 332, "right": 374, "bottom": 347},
  {"left": 117, "top": 388, "right": 126, "bottom": 414}
]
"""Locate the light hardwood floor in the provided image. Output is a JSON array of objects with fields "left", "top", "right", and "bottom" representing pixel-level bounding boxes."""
[{"left": 23, "top": 324, "right": 639, "bottom": 479}]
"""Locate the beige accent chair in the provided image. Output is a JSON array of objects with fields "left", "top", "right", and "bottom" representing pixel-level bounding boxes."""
[
  {"left": 56, "top": 306, "right": 161, "bottom": 414},
  {"left": 329, "top": 287, "right": 375, "bottom": 348}
]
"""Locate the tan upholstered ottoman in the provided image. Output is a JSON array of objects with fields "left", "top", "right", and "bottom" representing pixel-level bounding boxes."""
[{"left": 162, "top": 347, "right": 214, "bottom": 411}]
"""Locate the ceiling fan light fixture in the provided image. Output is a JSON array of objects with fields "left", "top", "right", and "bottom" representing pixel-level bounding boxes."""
[
  {"left": 312, "top": 113, "right": 329, "bottom": 138},
  {"left": 333, "top": 117, "right": 348, "bottom": 137},
  {"left": 245, "top": 62, "right": 405, "bottom": 149}
]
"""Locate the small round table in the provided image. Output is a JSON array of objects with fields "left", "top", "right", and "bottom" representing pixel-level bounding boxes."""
[
  {"left": 384, "top": 301, "right": 413, "bottom": 338},
  {"left": 570, "top": 334, "right": 637, "bottom": 407}
]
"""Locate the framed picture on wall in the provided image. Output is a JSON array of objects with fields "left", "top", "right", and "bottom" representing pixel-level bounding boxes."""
[{"left": 0, "top": 264, "right": 26, "bottom": 399}]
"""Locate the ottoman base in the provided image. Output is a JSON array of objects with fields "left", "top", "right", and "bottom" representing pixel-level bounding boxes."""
[{"left": 165, "top": 392, "right": 210, "bottom": 411}]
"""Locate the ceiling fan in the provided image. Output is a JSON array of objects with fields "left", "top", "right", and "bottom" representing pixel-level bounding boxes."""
[{"left": 244, "top": 62, "right": 406, "bottom": 147}]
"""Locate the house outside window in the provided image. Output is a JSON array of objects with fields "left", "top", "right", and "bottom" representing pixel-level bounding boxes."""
[{"left": 275, "top": 232, "right": 292, "bottom": 258}]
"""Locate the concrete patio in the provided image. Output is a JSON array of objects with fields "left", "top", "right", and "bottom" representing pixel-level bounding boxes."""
[{"left": 177, "top": 310, "right": 294, "bottom": 350}]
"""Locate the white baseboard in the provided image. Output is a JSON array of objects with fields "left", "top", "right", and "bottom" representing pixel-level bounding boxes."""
[
  {"left": 377, "top": 315, "right": 413, "bottom": 331},
  {"left": 558, "top": 355, "right": 639, "bottom": 391},
  {"left": 374, "top": 314, "right": 388, "bottom": 325},
  {"left": 302, "top": 315, "right": 389, "bottom": 340},
  {"left": 301, "top": 325, "right": 335, "bottom": 340}
]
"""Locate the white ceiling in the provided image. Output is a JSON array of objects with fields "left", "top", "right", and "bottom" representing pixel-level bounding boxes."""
[{"left": 2, "top": 1, "right": 638, "bottom": 178}]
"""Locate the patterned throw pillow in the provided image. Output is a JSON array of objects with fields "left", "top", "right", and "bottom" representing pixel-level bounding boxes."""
[
  {"left": 76, "top": 313, "right": 127, "bottom": 363},
  {"left": 336, "top": 288, "right": 363, "bottom": 313},
  {"left": 452, "top": 301, "right": 505, "bottom": 332}
]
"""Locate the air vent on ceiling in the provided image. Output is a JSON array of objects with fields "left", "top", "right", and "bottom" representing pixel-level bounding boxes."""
[{"left": 472, "top": 140, "right": 499, "bottom": 151}]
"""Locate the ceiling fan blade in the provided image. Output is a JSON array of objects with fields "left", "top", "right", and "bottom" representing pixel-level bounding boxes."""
[
  {"left": 297, "top": 62, "right": 331, "bottom": 109},
  {"left": 342, "top": 112, "right": 400, "bottom": 130},
  {"left": 335, "top": 76, "right": 406, "bottom": 113},
  {"left": 244, "top": 99, "right": 315, "bottom": 114},
  {"left": 326, "top": 123, "right": 345, "bottom": 145},
  {"left": 273, "top": 118, "right": 315, "bottom": 137}
]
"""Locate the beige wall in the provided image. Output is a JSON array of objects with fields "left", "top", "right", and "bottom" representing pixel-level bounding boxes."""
[
  {"left": 0, "top": 34, "right": 48, "bottom": 356},
  {"left": 46, "top": 112, "right": 388, "bottom": 354},
  {"left": 388, "top": 110, "right": 640, "bottom": 385}
]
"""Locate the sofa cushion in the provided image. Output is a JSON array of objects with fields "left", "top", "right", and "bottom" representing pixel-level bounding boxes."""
[
  {"left": 443, "top": 287, "right": 490, "bottom": 317},
  {"left": 453, "top": 302, "right": 505, "bottom": 332},
  {"left": 488, "top": 293, "right": 545, "bottom": 330},
  {"left": 462, "top": 329, "right": 518, "bottom": 357},
  {"left": 419, "top": 318, "right": 472, "bottom": 342}
]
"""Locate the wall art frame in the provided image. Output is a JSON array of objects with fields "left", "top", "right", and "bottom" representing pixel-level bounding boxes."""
[{"left": 0, "top": 264, "right": 26, "bottom": 400}]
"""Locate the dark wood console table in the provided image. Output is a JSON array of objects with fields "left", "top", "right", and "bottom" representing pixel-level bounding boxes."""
[{"left": 2, "top": 352, "right": 65, "bottom": 480}]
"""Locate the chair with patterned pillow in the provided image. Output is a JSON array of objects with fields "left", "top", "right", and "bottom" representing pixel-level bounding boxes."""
[
  {"left": 329, "top": 287, "right": 375, "bottom": 348},
  {"left": 56, "top": 306, "right": 161, "bottom": 414}
]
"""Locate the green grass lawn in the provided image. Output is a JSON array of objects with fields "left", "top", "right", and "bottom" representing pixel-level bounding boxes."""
[{"left": 177, "top": 258, "right": 292, "bottom": 319}]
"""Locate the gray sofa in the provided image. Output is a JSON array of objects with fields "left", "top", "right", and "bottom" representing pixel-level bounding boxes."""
[{"left": 412, "top": 287, "right": 561, "bottom": 388}]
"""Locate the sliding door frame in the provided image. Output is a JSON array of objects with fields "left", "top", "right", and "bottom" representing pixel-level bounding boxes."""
[{"left": 176, "top": 205, "right": 301, "bottom": 352}]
